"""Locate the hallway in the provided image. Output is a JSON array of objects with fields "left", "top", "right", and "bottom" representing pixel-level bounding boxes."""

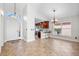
[{"left": 0, "top": 38, "right": 79, "bottom": 56}]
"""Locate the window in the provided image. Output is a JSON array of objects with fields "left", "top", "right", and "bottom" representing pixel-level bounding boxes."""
[
  {"left": 53, "top": 22, "right": 71, "bottom": 36},
  {"left": 61, "top": 22, "right": 71, "bottom": 36}
]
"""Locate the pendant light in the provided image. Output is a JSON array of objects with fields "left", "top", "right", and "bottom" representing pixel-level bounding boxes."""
[
  {"left": 51, "top": 9, "right": 57, "bottom": 24},
  {"left": 53, "top": 9, "right": 56, "bottom": 24}
]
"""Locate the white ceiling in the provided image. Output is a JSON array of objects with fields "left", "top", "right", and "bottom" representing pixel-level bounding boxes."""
[
  {"left": 0, "top": 3, "right": 79, "bottom": 20},
  {"left": 33, "top": 3, "right": 79, "bottom": 20},
  {"left": 0, "top": 3, "right": 26, "bottom": 16}
]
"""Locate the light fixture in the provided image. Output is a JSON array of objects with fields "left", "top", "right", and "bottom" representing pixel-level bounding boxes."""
[
  {"left": 51, "top": 9, "right": 58, "bottom": 24},
  {"left": 53, "top": 10, "right": 56, "bottom": 24}
]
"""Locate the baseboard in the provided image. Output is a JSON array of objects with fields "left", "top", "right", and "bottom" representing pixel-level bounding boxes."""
[{"left": 51, "top": 35, "right": 79, "bottom": 42}]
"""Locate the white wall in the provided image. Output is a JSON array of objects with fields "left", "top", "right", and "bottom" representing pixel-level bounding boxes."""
[
  {"left": 24, "top": 4, "right": 36, "bottom": 42},
  {"left": 3, "top": 16, "right": 25, "bottom": 42},
  {"left": 71, "top": 16, "right": 79, "bottom": 39},
  {"left": 4, "top": 17, "right": 18, "bottom": 42},
  {"left": 22, "top": 19, "right": 27, "bottom": 40},
  {"left": 59, "top": 16, "right": 79, "bottom": 39},
  {"left": 0, "top": 16, "right": 4, "bottom": 46}
]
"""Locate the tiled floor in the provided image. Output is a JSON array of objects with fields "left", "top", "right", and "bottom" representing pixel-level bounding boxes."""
[{"left": 0, "top": 38, "right": 79, "bottom": 56}]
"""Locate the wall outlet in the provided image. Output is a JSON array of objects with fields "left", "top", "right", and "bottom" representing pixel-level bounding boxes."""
[{"left": 75, "top": 36, "right": 77, "bottom": 39}]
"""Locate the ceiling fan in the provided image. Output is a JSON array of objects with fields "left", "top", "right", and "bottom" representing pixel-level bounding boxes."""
[{"left": 51, "top": 9, "right": 58, "bottom": 24}]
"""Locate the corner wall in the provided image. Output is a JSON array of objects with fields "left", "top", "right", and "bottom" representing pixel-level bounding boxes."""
[{"left": 25, "top": 4, "right": 36, "bottom": 42}]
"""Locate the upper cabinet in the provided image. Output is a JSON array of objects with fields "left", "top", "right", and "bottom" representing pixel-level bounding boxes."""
[{"left": 35, "top": 21, "right": 49, "bottom": 29}]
